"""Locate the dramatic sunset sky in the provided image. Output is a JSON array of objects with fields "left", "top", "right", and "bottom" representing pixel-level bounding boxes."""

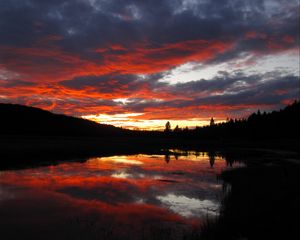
[{"left": 0, "top": 0, "right": 299, "bottom": 130}]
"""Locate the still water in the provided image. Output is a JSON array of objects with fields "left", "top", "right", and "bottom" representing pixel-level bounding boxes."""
[{"left": 0, "top": 150, "right": 243, "bottom": 240}]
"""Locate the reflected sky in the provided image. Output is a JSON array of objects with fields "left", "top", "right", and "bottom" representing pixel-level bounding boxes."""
[{"left": 0, "top": 152, "right": 243, "bottom": 240}]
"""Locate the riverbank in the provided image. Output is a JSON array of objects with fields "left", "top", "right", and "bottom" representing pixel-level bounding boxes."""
[
  {"left": 1, "top": 135, "right": 299, "bottom": 170},
  {"left": 1, "top": 135, "right": 300, "bottom": 239},
  {"left": 200, "top": 149, "right": 300, "bottom": 239}
]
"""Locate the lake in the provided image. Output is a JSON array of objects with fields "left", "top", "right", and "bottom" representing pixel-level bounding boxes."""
[{"left": 0, "top": 150, "right": 244, "bottom": 240}]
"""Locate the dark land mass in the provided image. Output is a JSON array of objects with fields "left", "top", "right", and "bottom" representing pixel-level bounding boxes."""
[
  {"left": 0, "top": 103, "right": 129, "bottom": 137},
  {"left": 199, "top": 149, "right": 300, "bottom": 240},
  {"left": 0, "top": 101, "right": 299, "bottom": 169},
  {"left": 1, "top": 101, "right": 300, "bottom": 240},
  {"left": 1, "top": 101, "right": 300, "bottom": 140},
  {"left": 171, "top": 100, "right": 300, "bottom": 140}
]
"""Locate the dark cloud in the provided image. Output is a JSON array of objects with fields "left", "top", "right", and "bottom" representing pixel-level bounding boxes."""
[
  {"left": 0, "top": 0, "right": 299, "bottom": 125},
  {"left": 125, "top": 71, "right": 300, "bottom": 115},
  {"left": 0, "top": 79, "right": 35, "bottom": 87},
  {"left": 1, "top": 0, "right": 298, "bottom": 53},
  {"left": 60, "top": 74, "right": 140, "bottom": 90}
]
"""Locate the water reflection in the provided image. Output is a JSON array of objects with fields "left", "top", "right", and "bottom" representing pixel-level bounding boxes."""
[
  {"left": 0, "top": 150, "right": 243, "bottom": 240},
  {"left": 157, "top": 194, "right": 219, "bottom": 217},
  {"left": 208, "top": 151, "right": 216, "bottom": 168}
]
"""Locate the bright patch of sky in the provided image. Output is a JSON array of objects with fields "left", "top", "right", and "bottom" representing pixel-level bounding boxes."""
[
  {"left": 112, "top": 98, "right": 131, "bottom": 105},
  {"left": 85, "top": 0, "right": 141, "bottom": 21},
  {"left": 160, "top": 51, "right": 300, "bottom": 85},
  {"left": 85, "top": 0, "right": 102, "bottom": 11},
  {"left": 264, "top": 0, "right": 299, "bottom": 17},
  {"left": 0, "top": 68, "right": 20, "bottom": 80},
  {"left": 82, "top": 112, "right": 143, "bottom": 123},
  {"left": 82, "top": 113, "right": 222, "bottom": 130},
  {"left": 124, "top": 4, "right": 142, "bottom": 20},
  {"left": 172, "top": 0, "right": 209, "bottom": 17}
]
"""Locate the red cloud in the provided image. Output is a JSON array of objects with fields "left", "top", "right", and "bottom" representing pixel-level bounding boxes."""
[
  {"left": 0, "top": 45, "right": 105, "bottom": 83},
  {"left": 1, "top": 39, "right": 233, "bottom": 84},
  {"left": 0, "top": 35, "right": 297, "bottom": 128},
  {"left": 97, "top": 40, "right": 234, "bottom": 75}
]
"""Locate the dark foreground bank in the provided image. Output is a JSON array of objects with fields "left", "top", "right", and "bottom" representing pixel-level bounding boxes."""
[
  {"left": 1, "top": 136, "right": 300, "bottom": 240},
  {"left": 200, "top": 149, "right": 300, "bottom": 240},
  {"left": 1, "top": 135, "right": 299, "bottom": 170},
  {"left": 1, "top": 101, "right": 299, "bottom": 170}
]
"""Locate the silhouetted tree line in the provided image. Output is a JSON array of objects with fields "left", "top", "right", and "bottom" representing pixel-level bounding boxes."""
[
  {"left": 164, "top": 100, "right": 300, "bottom": 140},
  {"left": 1, "top": 101, "right": 299, "bottom": 140}
]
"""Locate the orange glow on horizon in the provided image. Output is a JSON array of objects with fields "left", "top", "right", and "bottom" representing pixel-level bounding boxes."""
[{"left": 81, "top": 113, "right": 226, "bottom": 130}]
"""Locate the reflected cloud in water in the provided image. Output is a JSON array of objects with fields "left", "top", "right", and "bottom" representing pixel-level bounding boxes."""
[
  {"left": 157, "top": 194, "right": 219, "bottom": 218},
  {"left": 93, "top": 156, "right": 144, "bottom": 165},
  {"left": 0, "top": 150, "right": 244, "bottom": 240}
]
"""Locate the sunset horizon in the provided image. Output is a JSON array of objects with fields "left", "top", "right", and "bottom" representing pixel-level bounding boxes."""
[
  {"left": 1, "top": 1, "right": 300, "bottom": 239},
  {"left": 1, "top": 0, "right": 299, "bottom": 130}
]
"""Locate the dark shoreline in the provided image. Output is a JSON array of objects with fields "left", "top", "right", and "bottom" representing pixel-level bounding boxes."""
[
  {"left": 1, "top": 135, "right": 300, "bottom": 240},
  {"left": 1, "top": 135, "right": 299, "bottom": 169},
  {"left": 200, "top": 147, "right": 300, "bottom": 240}
]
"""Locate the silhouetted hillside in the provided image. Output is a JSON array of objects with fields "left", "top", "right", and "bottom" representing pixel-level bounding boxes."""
[
  {"left": 0, "top": 103, "right": 129, "bottom": 137},
  {"left": 1, "top": 101, "right": 299, "bottom": 140},
  {"left": 173, "top": 100, "right": 300, "bottom": 140}
]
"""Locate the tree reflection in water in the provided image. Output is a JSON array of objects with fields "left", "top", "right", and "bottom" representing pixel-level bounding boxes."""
[{"left": 0, "top": 151, "right": 244, "bottom": 240}]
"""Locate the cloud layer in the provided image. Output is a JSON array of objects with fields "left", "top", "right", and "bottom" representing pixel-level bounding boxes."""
[{"left": 0, "top": 0, "right": 299, "bottom": 128}]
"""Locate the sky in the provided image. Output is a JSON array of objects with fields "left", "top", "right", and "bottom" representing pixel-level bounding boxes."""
[{"left": 0, "top": 0, "right": 299, "bottom": 130}]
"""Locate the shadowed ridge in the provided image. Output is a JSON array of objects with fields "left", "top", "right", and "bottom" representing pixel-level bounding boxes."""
[
  {"left": 0, "top": 103, "right": 128, "bottom": 137},
  {"left": 1, "top": 101, "right": 299, "bottom": 139},
  {"left": 170, "top": 100, "right": 300, "bottom": 140}
]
